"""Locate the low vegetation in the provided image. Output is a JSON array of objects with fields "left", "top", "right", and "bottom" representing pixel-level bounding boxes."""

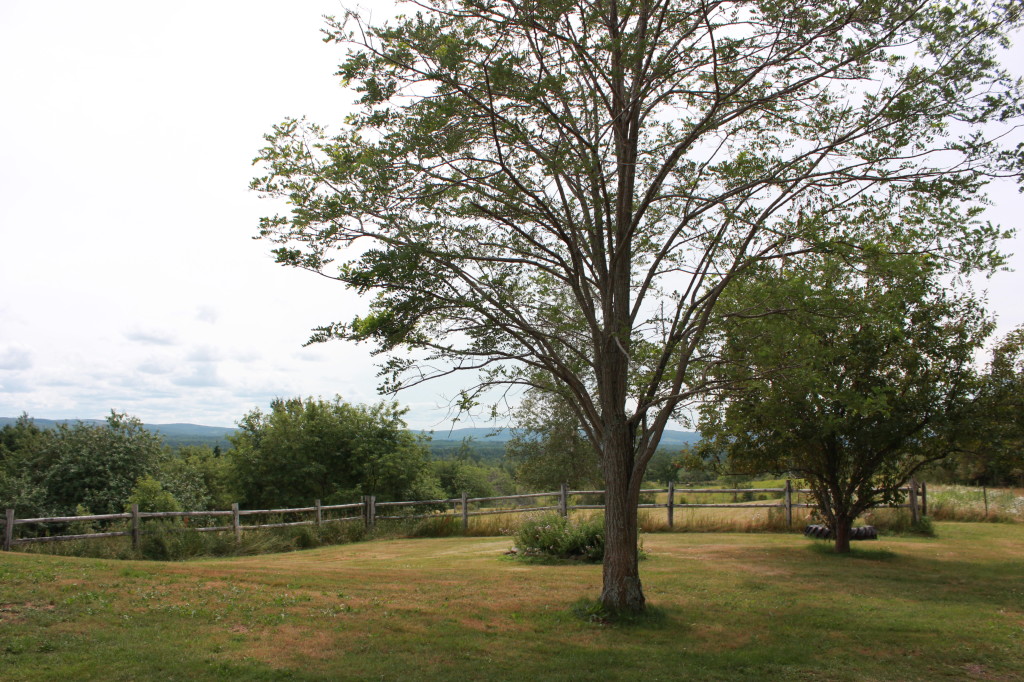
[
  {"left": 927, "top": 485, "right": 1024, "bottom": 523},
  {"left": 512, "top": 514, "right": 606, "bottom": 562}
]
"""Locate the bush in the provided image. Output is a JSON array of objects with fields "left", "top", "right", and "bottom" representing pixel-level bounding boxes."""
[
  {"left": 127, "top": 476, "right": 182, "bottom": 513},
  {"left": 513, "top": 514, "right": 605, "bottom": 562},
  {"left": 134, "top": 517, "right": 369, "bottom": 561}
]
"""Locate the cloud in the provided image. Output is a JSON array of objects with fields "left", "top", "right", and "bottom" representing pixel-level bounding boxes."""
[
  {"left": 186, "top": 346, "right": 223, "bottom": 363},
  {"left": 196, "top": 305, "right": 219, "bottom": 323},
  {"left": 39, "top": 375, "right": 81, "bottom": 387},
  {"left": 138, "top": 359, "right": 173, "bottom": 375},
  {"left": 125, "top": 328, "right": 179, "bottom": 346},
  {"left": 172, "top": 363, "right": 224, "bottom": 388},
  {"left": 0, "top": 346, "right": 32, "bottom": 370},
  {"left": 0, "top": 374, "right": 32, "bottom": 393}
]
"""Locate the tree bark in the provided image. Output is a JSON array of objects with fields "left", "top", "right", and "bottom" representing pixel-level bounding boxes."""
[
  {"left": 600, "top": 440, "right": 645, "bottom": 612},
  {"left": 833, "top": 516, "right": 853, "bottom": 554}
]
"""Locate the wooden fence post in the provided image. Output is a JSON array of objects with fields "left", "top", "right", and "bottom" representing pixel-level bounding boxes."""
[
  {"left": 462, "top": 492, "right": 469, "bottom": 531},
  {"left": 315, "top": 499, "right": 322, "bottom": 527},
  {"left": 784, "top": 479, "right": 793, "bottom": 528},
  {"left": 909, "top": 479, "right": 920, "bottom": 525},
  {"left": 131, "top": 504, "right": 141, "bottom": 550},
  {"left": 231, "top": 503, "right": 241, "bottom": 542},
  {"left": 559, "top": 483, "right": 568, "bottom": 518},
  {"left": 667, "top": 481, "right": 675, "bottom": 529},
  {"left": 3, "top": 508, "right": 13, "bottom": 551},
  {"left": 363, "top": 496, "right": 376, "bottom": 531},
  {"left": 920, "top": 481, "right": 927, "bottom": 517}
]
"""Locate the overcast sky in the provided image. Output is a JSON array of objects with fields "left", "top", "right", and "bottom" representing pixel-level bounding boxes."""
[{"left": 1, "top": 1, "right": 1022, "bottom": 429}]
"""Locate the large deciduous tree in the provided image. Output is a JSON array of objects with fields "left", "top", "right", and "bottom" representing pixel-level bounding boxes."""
[
  {"left": 697, "top": 249, "right": 992, "bottom": 552},
  {"left": 252, "top": 0, "right": 1022, "bottom": 610}
]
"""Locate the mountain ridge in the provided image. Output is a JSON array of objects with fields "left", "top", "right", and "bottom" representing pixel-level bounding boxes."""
[
  {"left": 419, "top": 426, "right": 700, "bottom": 445},
  {"left": 1, "top": 418, "right": 700, "bottom": 449}
]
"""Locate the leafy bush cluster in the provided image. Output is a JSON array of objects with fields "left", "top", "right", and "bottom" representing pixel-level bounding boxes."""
[
  {"left": 136, "top": 519, "right": 367, "bottom": 561},
  {"left": 513, "top": 514, "right": 605, "bottom": 562},
  {"left": 1, "top": 397, "right": 439, "bottom": 522}
]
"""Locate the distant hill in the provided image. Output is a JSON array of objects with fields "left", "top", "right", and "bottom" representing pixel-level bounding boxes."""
[
  {"left": 2, "top": 418, "right": 699, "bottom": 457},
  {"left": 422, "top": 426, "right": 700, "bottom": 462},
  {"left": 419, "top": 426, "right": 699, "bottom": 445},
  {"left": 0, "top": 417, "right": 236, "bottom": 451}
]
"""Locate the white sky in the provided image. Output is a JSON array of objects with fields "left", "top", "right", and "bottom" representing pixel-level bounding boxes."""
[{"left": 0, "top": 1, "right": 1021, "bottom": 429}]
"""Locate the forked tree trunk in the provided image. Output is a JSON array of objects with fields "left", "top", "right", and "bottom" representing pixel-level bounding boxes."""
[{"left": 600, "top": 445, "right": 645, "bottom": 612}]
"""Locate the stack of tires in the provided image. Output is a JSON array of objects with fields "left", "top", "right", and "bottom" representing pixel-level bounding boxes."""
[{"left": 803, "top": 524, "right": 877, "bottom": 540}]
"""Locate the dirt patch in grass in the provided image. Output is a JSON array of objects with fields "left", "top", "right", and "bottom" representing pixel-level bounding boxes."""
[
  {"left": 238, "top": 624, "right": 342, "bottom": 669},
  {"left": 0, "top": 602, "right": 55, "bottom": 623}
]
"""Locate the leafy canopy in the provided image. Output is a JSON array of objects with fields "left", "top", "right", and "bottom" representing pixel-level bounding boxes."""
[{"left": 254, "top": 0, "right": 1022, "bottom": 458}]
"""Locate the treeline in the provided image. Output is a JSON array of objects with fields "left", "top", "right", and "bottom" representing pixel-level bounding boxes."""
[
  {"left": 5, "top": 354, "right": 1017, "bottom": 523},
  {"left": 0, "top": 398, "right": 523, "bottom": 520},
  {"left": 0, "top": 395, "right": 692, "bottom": 521}
]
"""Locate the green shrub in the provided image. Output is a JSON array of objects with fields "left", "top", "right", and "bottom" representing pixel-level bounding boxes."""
[
  {"left": 127, "top": 476, "right": 182, "bottom": 513},
  {"left": 513, "top": 513, "right": 605, "bottom": 562}
]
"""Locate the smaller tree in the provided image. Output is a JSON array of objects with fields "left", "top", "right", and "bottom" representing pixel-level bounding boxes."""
[
  {"left": 229, "top": 397, "right": 431, "bottom": 508},
  {"left": 127, "top": 476, "right": 183, "bottom": 513},
  {"left": 699, "top": 250, "right": 991, "bottom": 552},
  {"left": 432, "top": 459, "right": 496, "bottom": 499},
  {"left": 504, "top": 388, "right": 602, "bottom": 492},
  {"left": 0, "top": 414, "right": 55, "bottom": 518},
  {"left": 158, "top": 445, "right": 234, "bottom": 511},
  {"left": 645, "top": 450, "right": 681, "bottom": 487},
  {"left": 947, "top": 327, "right": 1024, "bottom": 486},
  {"left": 41, "top": 412, "right": 167, "bottom": 516}
]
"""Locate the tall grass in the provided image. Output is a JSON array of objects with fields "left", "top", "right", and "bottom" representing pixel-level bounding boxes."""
[
  {"left": 637, "top": 506, "right": 804, "bottom": 533},
  {"left": 927, "top": 484, "right": 1024, "bottom": 522},
  {"left": 20, "top": 517, "right": 368, "bottom": 561},
  {"left": 15, "top": 502, "right": 922, "bottom": 562}
]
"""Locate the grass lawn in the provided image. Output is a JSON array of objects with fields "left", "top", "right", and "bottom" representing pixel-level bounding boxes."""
[{"left": 2, "top": 522, "right": 1022, "bottom": 681}]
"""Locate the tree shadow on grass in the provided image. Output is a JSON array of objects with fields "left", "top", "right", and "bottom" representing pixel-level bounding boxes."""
[
  {"left": 570, "top": 597, "right": 671, "bottom": 628},
  {"left": 804, "top": 541, "right": 898, "bottom": 561},
  {"left": 764, "top": 541, "right": 1024, "bottom": 613}
]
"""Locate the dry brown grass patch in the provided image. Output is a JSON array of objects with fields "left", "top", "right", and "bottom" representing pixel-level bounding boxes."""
[{"left": 0, "top": 601, "right": 55, "bottom": 623}]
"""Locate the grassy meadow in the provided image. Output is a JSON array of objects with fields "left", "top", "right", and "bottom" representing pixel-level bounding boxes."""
[{"left": 3, "top": 521, "right": 1023, "bottom": 681}]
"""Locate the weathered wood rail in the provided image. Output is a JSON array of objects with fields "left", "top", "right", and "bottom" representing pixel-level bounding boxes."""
[{"left": 1, "top": 479, "right": 926, "bottom": 551}]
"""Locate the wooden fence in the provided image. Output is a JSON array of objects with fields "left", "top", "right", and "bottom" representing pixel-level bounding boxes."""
[{"left": 1, "top": 479, "right": 926, "bottom": 552}]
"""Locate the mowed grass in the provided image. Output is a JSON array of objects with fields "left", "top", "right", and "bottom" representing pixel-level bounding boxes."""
[{"left": 2, "top": 522, "right": 1022, "bottom": 681}]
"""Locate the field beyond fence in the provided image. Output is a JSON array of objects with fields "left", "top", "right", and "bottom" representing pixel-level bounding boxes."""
[{"left": 2, "top": 480, "right": 927, "bottom": 552}]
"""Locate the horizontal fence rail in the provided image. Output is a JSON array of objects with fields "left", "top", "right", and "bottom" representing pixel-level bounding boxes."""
[{"left": 1, "top": 480, "right": 926, "bottom": 551}]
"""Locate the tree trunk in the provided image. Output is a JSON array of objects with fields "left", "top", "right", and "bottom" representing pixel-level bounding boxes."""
[
  {"left": 600, "top": 445, "right": 645, "bottom": 612},
  {"left": 833, "top": 516, "right": 853, "bottom": 554}
]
